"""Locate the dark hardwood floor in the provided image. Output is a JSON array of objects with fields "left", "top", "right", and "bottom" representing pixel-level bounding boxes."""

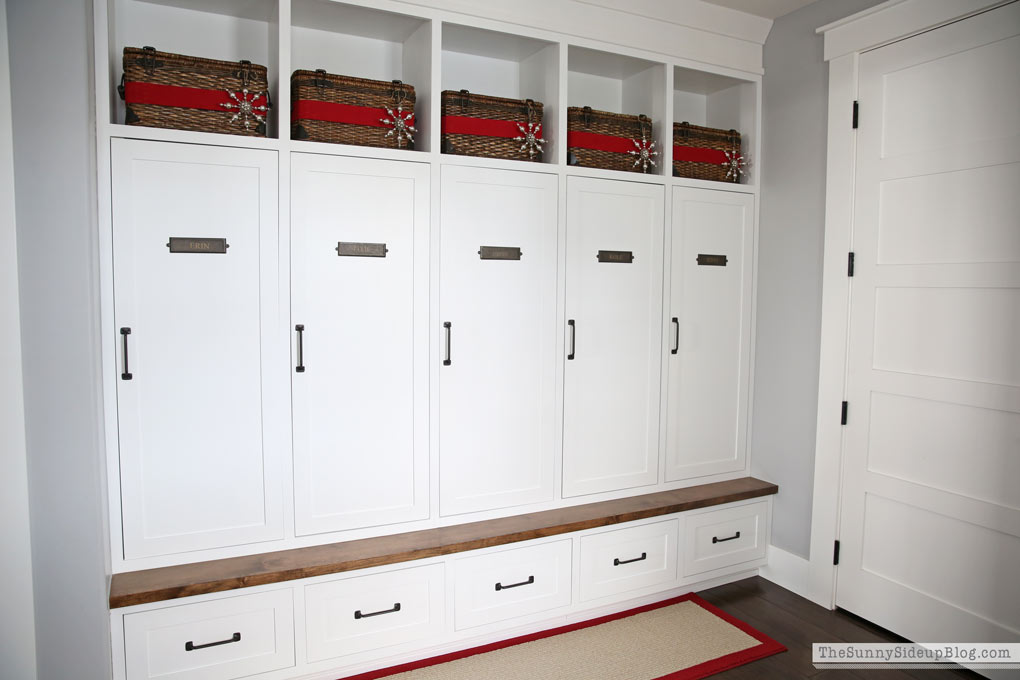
[{"left": 697, "top": 577, "right": 980, "bottom": 679}]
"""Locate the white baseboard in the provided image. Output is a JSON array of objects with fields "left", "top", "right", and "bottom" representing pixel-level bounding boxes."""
[{"left": 759, "top": 545, "right": 815, "bottom": 602}]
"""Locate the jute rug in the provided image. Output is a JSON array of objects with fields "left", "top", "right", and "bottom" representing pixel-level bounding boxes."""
[{"left": 340, "top": 593, "right": 785, "bottom": 680}]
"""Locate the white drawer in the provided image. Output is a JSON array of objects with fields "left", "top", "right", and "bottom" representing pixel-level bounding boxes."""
[
  {"left": 304, "top": 563, "right": 445, "bottom": 663},
  {"left": 683, "top": 500, "right": 768, "bottom": 577},
  {"left": 579, "top": 519, "right": 678, "bottom": 602},
  {"left": 453, "top": 540, "right": 571, "bottom": 630},
  {"left": 123, "top": 589, "right": 294, "bottom": 680}
]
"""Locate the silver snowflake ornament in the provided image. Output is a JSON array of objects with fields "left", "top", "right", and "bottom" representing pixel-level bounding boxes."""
[
  {"left": 221, "top": 89, "right": 268, "bottom": 131},
  {"left": 513, "top": 122, "right": 546, "bottom": 159},
  {"left": 381, "top": 105, "right": 417, "bottom": 147},
  {"left": 722, "top": 150, "right": 748, "bottom": 181},
  {"left": 628, "top": 136, "right": 659, "bottom": 173}
]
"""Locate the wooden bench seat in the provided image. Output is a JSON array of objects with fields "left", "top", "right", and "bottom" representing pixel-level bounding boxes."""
[{"left": 110, "top": 477, "right": 778, "bottom": 608}]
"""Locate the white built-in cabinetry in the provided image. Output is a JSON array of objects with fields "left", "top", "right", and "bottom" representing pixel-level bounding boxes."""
[{"left": 96, "top": 1, "right": 767, "bottom": 678}]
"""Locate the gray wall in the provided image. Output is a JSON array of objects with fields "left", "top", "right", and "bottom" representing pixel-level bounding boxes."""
[
  {"left": 8, "top": 1, "right": 112, "bottom": 678},
  {"left": 0, "top": 0, "right": 38, "bottom": 677},
  {"left": 750, "top": 0, "right": 883, "bottom": 559}
]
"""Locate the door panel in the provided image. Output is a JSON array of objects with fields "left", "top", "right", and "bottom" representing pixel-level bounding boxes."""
[
  {"left": 563, "top": 177, "right": 664, "bottom": 497},
  {"left": 112, "top": 139, "right": 283, "bottom": 558},
  {"left": 837, "top": 2, "right": 1020, "bottom": 653},
  {"left": 439, "top": 166, "right": 558, "bottom": 516},
  {"left": 665, "top": 188, "right": 753, "bottom": 481},
  {"left": 291, "top": 154, "right": 429, "bottom": 535}
]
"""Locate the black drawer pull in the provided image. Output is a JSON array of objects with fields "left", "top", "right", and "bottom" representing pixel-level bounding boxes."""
[
  {"left": 443, "top": 322, "right": 452, "bottom": 366},
  {"left": 671, "top": 317, "right": 679, "bottom": 355},
  {"left": 495, "top": 575, "right": 534, "bottom": 591},
  {"left": 614, "top": 552, "right": 647, "bottom": 566},
  {"left": 354, "top": 602, "right": 401, "bottom": 619},
  {"left": 185, "top": 632, "right": 240, "bottom": 651},
  {"left": 295, "top": 324, "right": 306, "bottom": 373},
  {"left": 712, "top": 531, "right": 741, "bottom": 544},
  {"left": 567, "top": 320, "right": 575, "bottom": 360},
  {"left": 120, "top": 327, "right": 133, "bottom": 380}
]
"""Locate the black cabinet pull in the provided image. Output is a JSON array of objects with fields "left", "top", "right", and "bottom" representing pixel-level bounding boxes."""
[
  {"left": 120, "top": 327, "right": 133, "bottom": 380},
  {"left": 712, "top": 531, "right": 741, "bottom": 544},
  {"left": 295, "top": 324, "right": 305, "bottom": 373},
  {"left": 671, "top": 317, "right": 679, "bottom": 355},
  {"left": 567, "top": 320, "right": 575, "bottom": 360},
  {"left": 354, "top": 602, "right": 401, "bottom": 619},
  {"left": 614, "top": 552, "right": 647, "bottom": 566},
  {"left": 185, "top": 632, "right": 240, "bottom": 651},
  {"left": 443, "top": 322, "right": 452, "bottom": 366},
  {"left": 495, "top": 575, "right": 534, "bottom": 591}
]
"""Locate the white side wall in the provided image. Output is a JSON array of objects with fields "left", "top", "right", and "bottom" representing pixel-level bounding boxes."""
[
  {"left": 750, "top": 0, "right": 883, "bottom": 559},
  {"left": 0, "top": 0, "right": 37, "bottom": 677},
  {"left": 7, "top": 1, "right": 111, "bottom": 678}
]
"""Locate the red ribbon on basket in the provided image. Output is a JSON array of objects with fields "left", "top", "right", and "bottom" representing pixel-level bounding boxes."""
[
  {"left": 567, "top": 130, "right": 639, "bottom": 154},
  {"left": 292, "top": 100, "right": 410, "bottom": 129},
  {"left": 672, "top": 145, "right": 729, "bottom": 164},
  {"left": 442, "top": 115, "right": 542, "bottom": 140},
  {"left": 123, "top": 81, "right": 268, "bottom": 112}
]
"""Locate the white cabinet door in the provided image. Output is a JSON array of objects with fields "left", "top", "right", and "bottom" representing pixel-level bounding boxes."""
[
  {"left": 665, "top": 188, "right": 754, "bottom": 481},
  {"left": 563, "top": 177, "right": 664, "bottom": 497},
  {"left": 112, "top": 139, "right": 284, "bottom": 559},
  {"left": 291, "top": 154, "right": 429, "bottom": 536},
  {"left": 439, "top": 166, "right": 558, "bottom": 516}
]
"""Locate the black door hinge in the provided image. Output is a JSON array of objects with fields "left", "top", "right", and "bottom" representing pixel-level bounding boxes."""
[
  {"left": 852, "top": 101, "right": 859, "bottom": 129},
  {"left": 833, "top": 540, "right": 841, "bottom": 565},
  {"left": 841, "top": 401, "right": 848, "bottom": 425},
  {"left": 848, "top": 251, "right": 855, "bottom": 277}
]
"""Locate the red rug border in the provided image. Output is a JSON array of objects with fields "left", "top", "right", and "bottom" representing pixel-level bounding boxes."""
[{"left": 338, "top": 592, "right": 786, "bottom": 680}]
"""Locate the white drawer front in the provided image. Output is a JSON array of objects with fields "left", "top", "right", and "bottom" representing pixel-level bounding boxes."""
[
  {"left": 453, "top": 540, "right": 572, "bottom": 630},
  {"left": 579, "top": 519, "right": 679, "bottom": 601},
  {"left": 305, "top": 564, "right": 445, "bottom": 663},
  {"left": 683, "top": 501, "right": 768, "bottom": 577},
  {"left": 123, "top": 589, "right": 294, "bottom": 680}
]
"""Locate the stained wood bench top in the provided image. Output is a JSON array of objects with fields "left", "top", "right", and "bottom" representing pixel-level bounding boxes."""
[{"left": 110, "top": 476, "right": 777, "bottom": 608}]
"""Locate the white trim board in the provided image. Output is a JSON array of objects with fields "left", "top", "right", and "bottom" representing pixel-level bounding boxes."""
[{"left": 759, "top": 545, "right": 812, "bottom": 603}]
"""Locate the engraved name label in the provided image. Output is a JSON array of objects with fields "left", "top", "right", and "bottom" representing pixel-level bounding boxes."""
[
  {"left": 166, "top": 237, "right": 229, "bottom": 254},
  {"left": 697, "top": 254, "right": 728, "bottom": 266},
  {"left": 336, "top": 242, "right": 388, "bottom": 258},
  {"left": 478, "top": 246, "right": 522, "bottom": 261},
  {"left": 597, "top": 250, "right": 634, "bottom": 264}
]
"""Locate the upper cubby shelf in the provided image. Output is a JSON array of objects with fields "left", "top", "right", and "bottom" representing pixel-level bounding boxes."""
[
  {"left": 567, "top": 46, "right": 667, "bottom": 175},
  {"left": 440, "top": 24, "right": 559, "bottom": 164},
  {"left": 290, "top": 0, "right": 433, "bottom": 151},
  {"left": 106, "top": 0, "right": 279, "bottom": 134},
  {"left": 672, "top": 66, "right": 758, "bottom": 185}
]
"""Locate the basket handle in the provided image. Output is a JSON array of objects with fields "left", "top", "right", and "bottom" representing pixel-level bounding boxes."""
[{"left": 582, "top": 105, "right": 592, "bottom": 127}]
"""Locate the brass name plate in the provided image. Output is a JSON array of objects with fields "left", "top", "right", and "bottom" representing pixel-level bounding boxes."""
[
  {"left": 166, "top": 237, "right": 229, "bottom": 254},
  {"left": 336, "top": 242, "right": 388, "bottom": 258},
  {"left": 597, "top": 250, "right": 634, "bottom": 264},
  {"left": 697, "top": 254, "right": 728, "bottom": 266},
  {"left": 479, "top": 246, "right": 522, "bottom": 261}
]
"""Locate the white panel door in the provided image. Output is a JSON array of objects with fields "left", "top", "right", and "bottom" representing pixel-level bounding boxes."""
[
  {"left": 292, "top": 154, "right": 429, "bottom": 536},
  {"left": 563, "top": 177, "right": 664, "bottom": 497},
  {"left": 665, "top": 188, "right": 753, "bottom": 481},
  {"left": 112, "top": 139, "right": 283, "bottom": 559},
  {"left": 838, "top": 2, "right": 1020, "bottom": 657},
  {"left": 439, "top": 166, "right": 558, "bottom": 516}
]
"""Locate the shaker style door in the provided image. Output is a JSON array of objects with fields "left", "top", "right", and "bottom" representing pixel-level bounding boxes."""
[
  {"left": 563, "top": 177, "right": 664, "bottom": 497},
  {"left": 439, "top": 165, "right": 558, "bottom": 516},
  {"left": 291, "top": 154, "right": 429, "bottom": 536},
  {"left": 112, "top": 139, "right": 284, "bottom": 559}
]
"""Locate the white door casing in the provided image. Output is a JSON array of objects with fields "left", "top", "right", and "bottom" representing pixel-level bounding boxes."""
[
  {"left": 836, "top": 0, "right": 1020, "bottom": 655},
  {"left": 439, "top": 165, "right": 558, "bottom": 516},
  {"left": 291, "top": 153, "right": 430, "bottom": 536},
  {"left": 112, "top": 139, "right": 284, "bottom": 558},
  {"left": 563, "top": 177, "right": 664, "bottom": 498}
]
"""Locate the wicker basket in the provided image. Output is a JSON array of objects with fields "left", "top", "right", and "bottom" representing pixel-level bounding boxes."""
[
  {"left": 120, "top": 47, "right": 270, "bottom": 137},
  {"left": 567, "top": 107, "right": 658, "bottom": 174},
  {"left": 672, "top": 122, "right": 743, "bottom": 183},
  {"left": 441, "top": 90, "right": 545, "bottom": 162},
  {"left": 291, "top": 70, "right": 417, "bottom": 149}
]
